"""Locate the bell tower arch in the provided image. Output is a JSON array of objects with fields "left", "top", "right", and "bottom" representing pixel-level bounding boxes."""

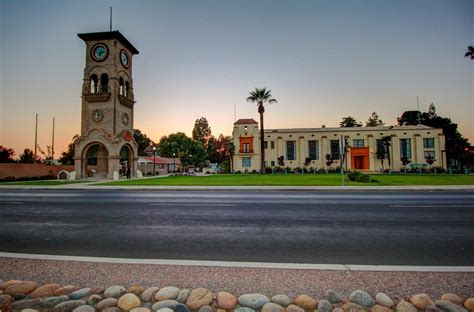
[{"left": 74, "top": 31, "right": 139, "bottom": 179}]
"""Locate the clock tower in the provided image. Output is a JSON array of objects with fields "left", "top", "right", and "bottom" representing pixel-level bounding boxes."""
[{"left": 74, "top": 31, "right": 139, "bottom": 179}]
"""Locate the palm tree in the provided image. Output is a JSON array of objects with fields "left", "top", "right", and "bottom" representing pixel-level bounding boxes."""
[
  {"left": 381, "top": 135, "right": 392, "bottom": 169},
  {"left": 465, "top": 46, "right": 474, "bottom": 60},
  {"left": 247, "top": 87, "right": 277, "bottom": 173}
]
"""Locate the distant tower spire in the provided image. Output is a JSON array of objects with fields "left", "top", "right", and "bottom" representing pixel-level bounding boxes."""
[{"left": 109, "top": 7, "right": 112, "bottom": 31}]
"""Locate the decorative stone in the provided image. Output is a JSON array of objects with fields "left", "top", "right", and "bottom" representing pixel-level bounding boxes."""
[
  {"left": 0, "top": 280, "right": 22, "bottom": 290},
  {"left": 118, "top": 293, "right": 142, "bottom": 311},
  {"left": 22, "top": 309, "right": 39, "bottom": 312},
  {"left": 4, "top": 281, "right": 38, "bottom": 295},
  {"left": 186, "top": 288, "right": 213, "bottom": 310},
  {"left": 238, "top": 293, "right": 270, "bottom": 310},
  {"left": 177, "top": 289, "right": 191, "bottom": 303},
  {"left": 350, "top": 290, "right": 374, "bottom": 307},
  {"left": 262, "top": 302, "right": 284, "bottom": 312},
  {"left": 12, "top": 298, "right": 42, "bottom": 310},
  {"left": 11, "top": 293, "right": 27, "bottom": 300},
  {"left": 326, "top": 290, "right": 343, "bottom": 304},
  {"left": 318, "top": 299, "right": 334, "bottom": 312},
  {"left": 87, "top": 294, "right": 102, "bottom": 305},
  {"left": 29, "top": 283, "right": 61, "bottom": 298},
  {"left": 152, "top": 300, "right": 179, "bottom": 310},
  {"left": 141, "top": 287, "right": 159, "bottom": 302},
  {"left": 155, "top": 287, "right": 181, "bottom": 301},
  {"left": 55, "top": 285, "right": 78, "bottom": 296},
  {"left": 342, "top": 302, "right": 368, "bottom": 312},
  {"left": 143, "top": 302, "right": 153, "bottom": 309},
  {"left": 72, "top": 305, "right": 95, "bottom": 312},
  {"left": 464, "top": 298, "right": 474, "bottom": 311},
  {"left": 131, "top": 308, "right": 151, "bottom": 312},
  {"left": 217, "top": 291, "right": 238, "bottom": 309},
  {"left": 199, "top": 305, "right": 214, "bottom": 312},
  {"left": 441, "top": 294, "right": 463, "bottom": 306},
  {"left": 53, "top": 300, "right": 86, "bottom": 311},
  {"left": 97, "top": 298, "right": 118, "bottom": 310},
  {"left": 370, "top": 305, "right": 393, "bottom": 312},
  {"left": 375, "top": 293, "right": 393, "bottom": 308},
  {"left": 271, "top": 295, "right": 291, "bottom": 307},
  {"left": 395, "top": 300, "right": 417, "bottom": 312},
  {"left": 43, "top": 295, "right": 70, "bottom": 308},
  {"left": 92, "top": 286, "right": 106, "bottom": 294},
  {"left": 435, "top": 300, "right": 468, "bottom": 312},
  {"left": 155, "top": 308, "right": 174, "bottom": 312},
  {"left": 128, "top": 285, "right": 145, "bottom": 296},
  {"left": 426, "top": 305, "right": 444, "bottom": 312},
  {"left": 410, "top": 293, "right": 435, "bottom": 310},
  {"left": 104, "top": 285, "right": 126, "bottom": 298},
  {"left": 69, "top": 288, "right": 92, "bottom": 300},
  {"left": 286, "top": 304, "right": 305, "bottom": 312},
  {"left": 234, "top": 308, "right": 256, "bottom": 312},
  {"left": 103, "top": 308, "right": 122, "bottom": 312},
  {"left": 0, "top": 295, "right": 13, "bottom": 311},
  {"left": 175, "top": 303, "right": 192, "bottom": 312},
  {"left": 293, "top": 294, "right": 317, "bottom": 310}
]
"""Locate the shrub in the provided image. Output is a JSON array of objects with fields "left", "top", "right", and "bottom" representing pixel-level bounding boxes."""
[
  {"left": 347, "top": 170, "right": 371, "bottom": 183},
  {"left": 265, "top": 167, "right": 273, "bottom": 174}
]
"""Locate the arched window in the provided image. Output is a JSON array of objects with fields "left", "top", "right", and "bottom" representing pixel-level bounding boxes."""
[
  {"left": 100, "top": 74, "right": 109, "bottom": 93},
  {"left": 125, "top": 81, "right": 130, "bottom": 97},
  {"left": 119, "top": 77, "right": 124, "bottom": 96},
  {"left": 90, "top": 74, "right": 98, "bottom": 94}
]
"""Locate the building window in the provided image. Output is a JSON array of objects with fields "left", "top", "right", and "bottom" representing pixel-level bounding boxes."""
[
  {"left": 353, "top": 139, "right": 364, "bottom": 147},
  {"left": 424, "top": 151, "right": 435, "bottom": 159},
  {"left": 264, "top": 141, "right": 268, "bottom": 149},
  {"left": 242, "top": 157, "right": 251, "bottom": 167},
  {"left": 330, "top": 140, "right": 340, "bottom": 160},
  {"left": 400, "top": 139, "right": 412, "bottom": 159},
  {"left": 242, "top": 143, "right": 250, "bottom": 153},
  {"left": 271, "top": 141, "right": 275, "bottom": 149},
  {"left": 423, "top": 138, "right": 435, "bottom": 149},
  {"left": 376, "top": 139, "right": 388, "bottom": 159},
  {"left": 308, "top": 140, "right": 319, "bottom": 160},
  {"left": 271, "top": 161, "right": 275, "bottom": 166},
  {"left": 286, "top": 141, "right": 296, "bottom": 161}
]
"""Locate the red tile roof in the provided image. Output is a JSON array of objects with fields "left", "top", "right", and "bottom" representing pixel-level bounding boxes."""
[{"left": 234, "top": 118, "right": 258, "bottom": 125}]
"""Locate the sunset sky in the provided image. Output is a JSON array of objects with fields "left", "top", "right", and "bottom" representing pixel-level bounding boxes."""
[{"left": 0, "top": 0, "right": 473, "bottom": 157}]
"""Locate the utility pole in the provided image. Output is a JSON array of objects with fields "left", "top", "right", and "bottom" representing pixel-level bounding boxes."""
[
  {"left": 34, "top": 113, "right": 38, "bottom": 163},
  {"left": 109, "top": 7, "right": 112, "bottom": 32},
  {"left": 417, "top": 96, "right": 421, "bottom": 125},
  {"left": 340, "top": 135, "right": 345, "bottom": 186},
  {"left": 51, "top": 117, "right": 55, "bottom": 163}
]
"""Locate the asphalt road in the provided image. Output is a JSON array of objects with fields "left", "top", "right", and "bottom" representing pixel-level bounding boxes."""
[{"left": 0, "top": 189, "right": 473, "bottom": 265}]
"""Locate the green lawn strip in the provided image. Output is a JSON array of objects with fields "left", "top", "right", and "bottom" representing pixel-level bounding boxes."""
[
  {"left": 0, "top": 180, "right": 92, "bottom": 186},
  {"left": 97, "top": 173, "right": 473, "bottom": 186}
]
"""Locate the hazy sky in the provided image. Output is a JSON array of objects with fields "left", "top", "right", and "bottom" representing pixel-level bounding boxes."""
[{"left": 1, "top": 0, "right": 473, "bottom": 157}]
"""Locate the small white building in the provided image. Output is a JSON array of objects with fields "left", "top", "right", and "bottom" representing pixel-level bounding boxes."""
[{"left": 137, "top": 156, "right": 180, "bottom": 175}]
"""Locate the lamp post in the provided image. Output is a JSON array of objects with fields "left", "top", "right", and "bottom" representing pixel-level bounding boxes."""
[
  {"left": 152, "top": 146, "right": 156, "bottom": 176},
  {"left": 173, "top": 152, "right": 176, "bottom": 173}
]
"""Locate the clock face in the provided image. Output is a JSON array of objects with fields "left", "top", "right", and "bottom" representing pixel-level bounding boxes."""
[
  {"left": 91, "top": 43, "right": 108, "bottom": 62},
  {"left": 120, "top": 50, "right": 130, "bottom": 68},
  {"left": 92, "top": 109, "right": 104, "bottom": 122},
  {"left": 121, "top": 112, "right": 129, "bottom": 125}
]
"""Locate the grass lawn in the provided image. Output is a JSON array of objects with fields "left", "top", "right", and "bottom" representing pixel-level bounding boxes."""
[
  {"left": 98, "top": 173, "right": 474, "bottom": 186},
  {"left": 0, "top": 180, "right": 92, "bottom": 186}
]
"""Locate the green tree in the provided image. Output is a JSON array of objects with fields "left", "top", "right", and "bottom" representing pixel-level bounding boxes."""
[
  {"left": 133, "top": 129, "right": 153, "bottom": 156},
  {"left": 0, "top": 147, "right": 15, "bottom": 163},
  {"left": 381, "top": 135, "right": 392, "bottom": 168},
  {"left": 365, "top": 112, "right": 385, "bottom": 127},
  {"left": 157, "top": 132, "right": 206, "bottom": 168},
  {"left": 19, "top": 148, "right": 38, "bottom": 163},
  {"left": 59, "top": 134, "right": 80, "bottom": 165},
  {"left": 206, "top": 135, "right": 219, "bottom": 163},
  {"left": 465, "top": 46, "right": 474, "bottom": 60},
  {"left": 246, "top": 87, "right": 277, "bottom": 173},
  {"left": 192, "top": 117, "right": 212, "bottom": 146},
  {"left": 340, "top": 116, "right": 362, "bottom": 127}
]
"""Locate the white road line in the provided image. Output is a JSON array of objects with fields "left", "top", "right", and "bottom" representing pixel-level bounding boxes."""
[
  {"left": 390, "top": 205, "right": 474, "bottom": 208},
  {"left": 149, "top": 203, "right": 237, "bottom": 206},
  {"left": 0, "top": 252, "right": 472, "bottom": 272}
]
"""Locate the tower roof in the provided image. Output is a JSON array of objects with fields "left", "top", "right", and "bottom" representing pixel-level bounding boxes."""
[
  {"left": 234, "top": 118, "right": 258, "bottom": 125},
  {"left": 77, "top": 31, "right": 139, "bottom": 54}
]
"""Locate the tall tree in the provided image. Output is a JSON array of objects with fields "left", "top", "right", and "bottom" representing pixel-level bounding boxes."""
[
  {"left": 19, "top": 148, "right": 38, "bottom": 163},
  {"left": 365, "top": 112, "right": 385, "bottom": 127},
  {"left": 157, "top": 132, "right": 207, "bottom": 168},
  {"left": 133, "top": 129, "right": 153, "bottom": 156},
  {"left": 465, "top": 46, "right": 474, "bottom": 60},
  {"left": 192, "top": 117, "right": 212, "bottom": 146},
  {"left": 0, "top": 147, "right": 15, "bottom": 163},
  {"left": 246, "top": 87, "right": 277, "bottom": 173},
  {"left": 59, "top": 134, "right": 80, "bottom": 165},
  {"left": 381, "top": 135, "right": 392, "bottom": 168},
  {"left": 340, "top": 116, "right": 362, "bottom": 127}
]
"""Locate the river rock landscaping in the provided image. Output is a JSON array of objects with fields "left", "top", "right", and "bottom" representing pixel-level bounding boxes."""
[{"left": 0, "top": 280, "right": 473, "bottom": 312}]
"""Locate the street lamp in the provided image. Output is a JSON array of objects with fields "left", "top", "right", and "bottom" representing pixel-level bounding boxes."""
[
  {"left": 173, "top": 152, "right": 176, "bottom": 173},
  {"left": 152, "top": 146, "right": 156, "bottom": 176}
]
